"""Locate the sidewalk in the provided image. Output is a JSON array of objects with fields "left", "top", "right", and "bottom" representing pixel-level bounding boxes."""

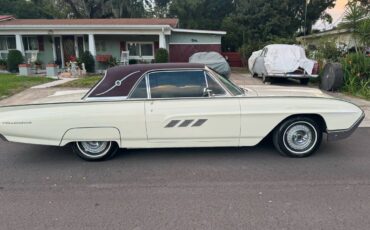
[{"left": 31, "top": 78, "right": 77, "bottom": 89}]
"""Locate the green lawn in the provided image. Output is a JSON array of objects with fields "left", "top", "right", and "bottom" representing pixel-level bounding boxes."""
[
  {"left": 0, "top": 74, "right": 54, "bottom": 100},
  {"left": 57, "top": 76, "right": 102, "bottom": 88}
]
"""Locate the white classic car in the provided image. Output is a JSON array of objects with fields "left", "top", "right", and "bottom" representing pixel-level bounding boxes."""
[
  {"left": 0, "top": 63, "right": 364, "bottom": 161},
  {"left": 249, "top": 44, "right": 319, "bottom": 84}
]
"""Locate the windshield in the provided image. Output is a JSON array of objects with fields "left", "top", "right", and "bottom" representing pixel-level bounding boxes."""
[{"left": 208, "top": 69, "right": 244, "bottom": 96}]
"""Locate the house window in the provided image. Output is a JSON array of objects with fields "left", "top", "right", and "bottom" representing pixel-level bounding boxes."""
[
  {"left": 127, "top": 42, "right": 154, "bottom": 59},
  {"left": 0, "top": 36, "right": 16, "bottom": 59},
  {"left": 0, "top": 36, "right": 16, "bottom": 51},
  {"left": 23, "top": 36, "right": 38, "bottom": 51}
]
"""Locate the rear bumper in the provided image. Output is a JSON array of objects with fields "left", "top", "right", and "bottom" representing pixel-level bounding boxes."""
[
  {"left": 267, "top": 73, "right": 319, "bottom": 78},
  {"left": 0, "top": 134, "right": 8, "bottom": 142},
  {"left": 327, "top": 112, "right": 365, "bottom": 141}
]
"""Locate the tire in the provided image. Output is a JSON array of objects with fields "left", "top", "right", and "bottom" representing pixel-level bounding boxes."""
[
  {"left": 273, "top": 117, "right": 322, "bottom": 158},
  {"left": 262, "top": 74, "right": 269, "bottom": 83},
  {"left": 72, "top": 141, "right": 118, "bottom": 161},
  {"left": 300, "top": 78, "right": 310, "bottom": 85}
]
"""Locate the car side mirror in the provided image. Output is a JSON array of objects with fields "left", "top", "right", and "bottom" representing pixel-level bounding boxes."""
[{"left": 203, "top": 87, "right": 214, "bottom": 97}]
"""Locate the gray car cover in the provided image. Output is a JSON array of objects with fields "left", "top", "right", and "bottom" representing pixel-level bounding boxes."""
[{"left": 189, "top": 52, "right": 231, "bottom": 77}]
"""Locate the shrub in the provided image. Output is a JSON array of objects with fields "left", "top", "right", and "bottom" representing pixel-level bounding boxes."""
[
  {"left": 0, "top": 59, "right": 7, "bottom": 68},
  {"left": 239, "top": 43, "right": 264, "bottom": 69},
  {"left": 155, "top": 48, "right": 168, "bottom": 63},
  {"left": 7, "top": 50, "right": 24, "bottom": 73},
  {"left": 129, "top": 59, "right": 138, "bottom": 65},
  {"left": 80, "top": 51, "right": 95, "bottom": 73},
  {"left": 107, "top": 56, "right": 118, "bottom": 67},
  {"left": 341, "top": 53, "right": 370, "bottom": 99}
]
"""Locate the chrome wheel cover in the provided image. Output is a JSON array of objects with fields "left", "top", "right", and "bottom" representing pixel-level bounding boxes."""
[
  {"left": 283, "top": 122, "right": 317, "bottom": 155},
  {"left": 77, "top": 141, "right": 112, "bottom": 159}
]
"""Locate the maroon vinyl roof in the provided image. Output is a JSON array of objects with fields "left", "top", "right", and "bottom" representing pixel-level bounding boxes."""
[
  {"left": 0, "top": 18, "right": 179, "bottom": 27},
  {"left": 87, "top": 63, "right": 205, "bottom": 98}
]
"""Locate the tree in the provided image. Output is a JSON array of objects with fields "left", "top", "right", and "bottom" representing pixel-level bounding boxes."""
[
  {"left": 0, "top": 0, "right": 52, "bottom": 19},
  {"left": 340, "top": 0, "right": 369, "bottom": 52},
  {"left": 303, "top": 0, "right": 336, "bottom": 35},
  {"left": 60, "top": 0, "right": 147, "bottom": 18},
  {"left": 169, "top": 0, "right": 235, "bottom": 30},
  {"left": 222, "top": 0, "right": 335, "bottom": 52},
  {"left": 145, "top": 0, "right": 172, "bottom": 18}
]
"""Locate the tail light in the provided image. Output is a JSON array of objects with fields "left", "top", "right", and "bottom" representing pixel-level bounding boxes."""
[{"left": 312, "top": 62, "right": 319, "bottom": 75}]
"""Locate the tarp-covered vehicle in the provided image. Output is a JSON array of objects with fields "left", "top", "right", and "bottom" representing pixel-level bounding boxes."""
[
  {"left": 189, "top": 52, "right": 231, "bottom": 78},
  {"left": 249, "top": 44, "right": 319, "bottom": 84}
]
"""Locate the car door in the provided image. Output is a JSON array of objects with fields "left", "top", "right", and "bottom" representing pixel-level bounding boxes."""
[{"left": 144, "top": 70, "right": 241, "bottom": 147}]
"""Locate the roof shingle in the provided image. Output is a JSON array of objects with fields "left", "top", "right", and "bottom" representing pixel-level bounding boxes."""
[{"left": 0, "top": 18, "right": 179, "bottom": 27}]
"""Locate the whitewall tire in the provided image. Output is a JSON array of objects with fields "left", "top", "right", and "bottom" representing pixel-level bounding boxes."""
[
  {"left": 72, "top": 141, "right": 118, "bottom": 161},
  {"left": 273, "top": 117, "right": 322, "bottom": 158}
]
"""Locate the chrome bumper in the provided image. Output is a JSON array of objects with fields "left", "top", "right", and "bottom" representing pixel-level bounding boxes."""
[
  {"left": 267, "top": 73, "right": 319, "bottom": 78},
  {"left": 0, "top": 134, "right": 8, "bottom": 142},
  {"left": 327, "top": 112, "right": 365, "bottom": 141}
]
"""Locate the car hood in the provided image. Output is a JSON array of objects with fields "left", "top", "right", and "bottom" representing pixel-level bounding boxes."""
[{"left": 243, "top": 85, "right": 332, "bottom": 98}]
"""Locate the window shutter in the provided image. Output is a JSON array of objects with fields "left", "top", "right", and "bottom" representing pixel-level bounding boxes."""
[
  {"left": 120, "top": 41, "right": 126, "bottom": 51},
  {"left": 37, "top": 36, "right": 44, "bottom": 51}
]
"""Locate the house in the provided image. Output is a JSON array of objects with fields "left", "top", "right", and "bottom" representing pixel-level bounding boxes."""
[
  {"left": 0, "top": 17, "right": 226, "bottom": 70},
  {"left": 297, "top": 28, "right": 358, "bottom": 51}
]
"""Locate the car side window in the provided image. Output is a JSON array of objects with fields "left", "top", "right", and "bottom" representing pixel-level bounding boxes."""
[
  {"left": 206, "top": 73, "right": 226, "bottom": 95},
  {"left": 130, "top": 77, "right": 148, "bottom": 99},
  {"left": 149, "top": 71, "right": 206, "bottom": 98}
]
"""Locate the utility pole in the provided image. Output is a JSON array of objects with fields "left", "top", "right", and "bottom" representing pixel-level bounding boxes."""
[{"left": 303, "top": 0, "right": 310, "bottom": 45}]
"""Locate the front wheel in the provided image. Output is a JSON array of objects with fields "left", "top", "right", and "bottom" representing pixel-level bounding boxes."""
[
  {"left": 72, "top": 141, "right": 118, "bottom": 161},
  {"left": 273, "top": 117, "right": 322, "bottom": 158}
]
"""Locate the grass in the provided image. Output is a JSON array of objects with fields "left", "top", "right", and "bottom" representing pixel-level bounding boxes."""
[
  {"left": 57, "top": 76, "right": 102, "bottom": 88},
  {"left": 0, "top": 74, "right": 54, "bottom": 100}
]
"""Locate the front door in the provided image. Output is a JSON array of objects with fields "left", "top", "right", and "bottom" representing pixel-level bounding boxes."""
[
  {"left": 144, "top": 70, "right": 241, "bottom": 146},
  {"left": 62, "top": 36, "right": 76, "bottom": 64}
]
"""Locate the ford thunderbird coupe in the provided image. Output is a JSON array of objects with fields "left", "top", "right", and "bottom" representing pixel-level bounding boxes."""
[{"left": 0, "top": 63, "right": 364, "bottom": 161}]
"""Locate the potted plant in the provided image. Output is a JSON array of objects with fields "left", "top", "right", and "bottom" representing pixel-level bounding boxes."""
[{"left": 0, "top": 59, "right": 7, "bottom": 70}]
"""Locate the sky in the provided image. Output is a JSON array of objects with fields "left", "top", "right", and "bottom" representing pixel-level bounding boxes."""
[{"left": 313, "top": 0, "right": 348, "bottom": 31}]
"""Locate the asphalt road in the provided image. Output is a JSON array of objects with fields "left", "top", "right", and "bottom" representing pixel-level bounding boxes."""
[{"left": 0, "top": 128, "right": 369, "bottom": 230}]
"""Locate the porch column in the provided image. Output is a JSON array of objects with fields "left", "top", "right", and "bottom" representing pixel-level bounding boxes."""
[
  {"left": 15, "top": 34, "right": 25, "bottom": 55},
  {"left": 159, "top": 31, "right": 166, "bottom": 49},
  {"left": 88, "top": 33, "right": 96, "bottom": 56}
]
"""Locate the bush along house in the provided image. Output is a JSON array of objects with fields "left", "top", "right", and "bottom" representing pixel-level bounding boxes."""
[{"left": 0, "top": 16, "right": 226, "bottom": 72}]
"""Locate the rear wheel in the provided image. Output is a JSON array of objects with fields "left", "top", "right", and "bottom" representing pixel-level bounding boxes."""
[
  {"left": 72, "top": 141, "right": 118, "bottom": 161},
  {"left": 262, "top": 74, "right": 269, "bottom": 83},
  {"left": 273, "top": 117, "right": 322, "bottom": 158}
]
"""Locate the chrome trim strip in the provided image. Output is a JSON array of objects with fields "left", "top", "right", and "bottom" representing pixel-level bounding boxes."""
[
  {"left": 267, "top": 73, "right": 319, "bottom": 78},
  {"left": 82, "top": 71, "right": 107, "bottom": 100},
  {"left": 127, "top": 74, "right": 148, "bottom": 99},
  {"left": 327, "top": 112, "right": 365, "bottom": 141},
  {"left": 165, "top": 120, "right": 181, "bottom": 128},
  {"left": 96, "top": 71, "right": 141, "bottom": 96},
  {"left": 192, "top": 119, "right": 208, "bottom": 127},
  {"left": 0, "top": 134, "right": 8, "bottom": 142},
  {"left": 179, "top": 120, "right": 194, "bottom": 127}
]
